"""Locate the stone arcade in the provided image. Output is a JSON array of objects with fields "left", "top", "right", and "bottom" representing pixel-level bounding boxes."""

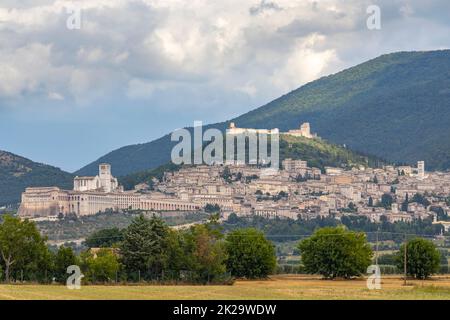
[{"left": 18, "top": 164, "right": 200, "bottom": 218}]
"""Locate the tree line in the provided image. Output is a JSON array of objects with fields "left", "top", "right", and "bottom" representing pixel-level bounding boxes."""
[
  {"left": 297, "top": 226, "right": 442, "bottom": 280},
  {"left": 223, "top": 213, "right": 445, "bottom": 243},
  {"left": 0, "top": 215, "right": 276, "bottom": 284},
  {"left": 0, "top": 214, "right": 443, "bottom": 284}
]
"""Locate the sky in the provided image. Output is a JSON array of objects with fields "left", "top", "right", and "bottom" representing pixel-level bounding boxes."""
[{"left": 0, "top": 0, "right": 450, "bottom": 172}]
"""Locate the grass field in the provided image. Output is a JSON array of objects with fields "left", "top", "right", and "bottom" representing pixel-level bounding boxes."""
[{"left": 2, "top": 275, "right": 450, "bottom": 300}]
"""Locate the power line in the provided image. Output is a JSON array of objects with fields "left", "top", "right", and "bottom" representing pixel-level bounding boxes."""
[{"left": 59, "top": 230, "right": 450, "bottom": 241}]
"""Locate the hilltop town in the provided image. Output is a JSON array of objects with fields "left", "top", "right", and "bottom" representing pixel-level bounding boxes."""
[{"left": 18, "top": 125, "right": 450, "bottom": 231}]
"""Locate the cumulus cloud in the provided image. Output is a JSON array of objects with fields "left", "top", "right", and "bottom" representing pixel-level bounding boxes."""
[
  {"left": 1, "top": 0, "right": 450, "bottom": 171},
  {"left": 249, "top": 0, "right": 282, "bottom": 16},
  {"left": 0, "top": 0, "right": 449, "bottom": 112}
]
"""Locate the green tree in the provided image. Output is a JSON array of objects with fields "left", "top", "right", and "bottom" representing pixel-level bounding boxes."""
[
  {"left": 85, "top": 228, "right": 124, "bottom": 248},
  {"left": 54, "top": 246, "right": 78, "bottom": 283},
  {"left": 401, "top": 194, "right": 409, "bottom": 212},
  {"left": 204, "top": 204, "right": 221, "bottom": 213},
  {"left": 163, "top": 229, "right": 187, "bottom": 279},
  {"left": 120, "top": 215, "right": 170, "bottom": 279},
  {"left": 348, "top": 202, "right": 357, "bottom": 212},
  {"left": 412, "top": 193, "right": 431, "bottom": 207},
  {"left": 81, "top": 248, "right": 120, "bottom": 283},
  {"left": 396, "top": 238, "right": 440, "bottom": 279},
  {"left": 278, "top": 191, "right": 288, "bottom": 199},
  {"left": 298, "top": 227, "right": 373, "bottom": 279},
  {"left": 381, "top": 193, "right": 394, "bottom": 209},
  {"left": 183, "top": 223, "right": 227, "bottom": 283},
  {"left": 0, "top": 216, "right": 50, "bottom": 282},
  {"left": 225, "top": 228, "right": 276, "bottom": 279},
  {"left": 221, "top": 166, "right": 232, "bottom": 183}
]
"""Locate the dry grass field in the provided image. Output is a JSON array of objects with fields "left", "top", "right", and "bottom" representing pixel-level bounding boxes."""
[{"left": 2, "top": 275, "right": 450, "bottom": 300}]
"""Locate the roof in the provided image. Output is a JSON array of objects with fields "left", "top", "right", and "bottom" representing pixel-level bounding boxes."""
[{"left": 74, "top": 176, "right": 97, "bottom": 180}]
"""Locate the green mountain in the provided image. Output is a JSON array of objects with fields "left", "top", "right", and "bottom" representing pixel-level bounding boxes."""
[
  {"left": 76, "top": 50, "right": 450, "bottom": 177},
  {"left": 118, "top": 135, "right": 386, "bottom": 189},
  {"left": 279, "top": 135, "right": 385, "bottom": 170},
  {"left": 0, "top": 151, "right": 74, "bottom": 206}
]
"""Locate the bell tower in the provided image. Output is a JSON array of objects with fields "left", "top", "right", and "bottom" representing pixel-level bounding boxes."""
[{"left": 99, "top": 163, "right": 112, "bottom": 192}]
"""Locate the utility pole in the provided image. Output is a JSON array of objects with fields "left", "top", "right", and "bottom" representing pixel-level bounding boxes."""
[
  {"left": 375, "top": 228, "right": 379, "bottom": 265},
  {"left": 404, "top": 233, "right": 407, "bottom": 286}
]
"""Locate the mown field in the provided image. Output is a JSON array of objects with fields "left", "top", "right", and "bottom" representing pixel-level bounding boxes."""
[{"left": 2, "top": 275, "right": 450, "bottom": 300}]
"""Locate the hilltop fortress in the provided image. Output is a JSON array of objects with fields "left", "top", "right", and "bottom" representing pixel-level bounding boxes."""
[{"left": 227, "top": 122, "right": 317, "bottom": 139}]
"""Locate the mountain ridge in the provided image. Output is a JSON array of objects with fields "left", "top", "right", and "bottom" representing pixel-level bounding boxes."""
[
  {"left": 0, "top": 150, "right": 74, "bottom": 206},
  {"left": 75, "top": 49, "right": 450, "bottom": 177}
]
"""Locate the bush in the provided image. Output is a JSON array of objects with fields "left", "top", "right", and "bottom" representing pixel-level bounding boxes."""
[
  {"left": 81, "top": 248, "right": 120, "bottom": 283},
  {"left": 54, "top": 246, "right": 78, "bottom": 283},
  {"left": 225, "top": 228, "right": 276, "bottom": 279},
  {"left": 298, "top": 227, "right": 373, "bottom": 279},
  {"left": 396, "top": 238, "right": 440, "bottom": 279}
]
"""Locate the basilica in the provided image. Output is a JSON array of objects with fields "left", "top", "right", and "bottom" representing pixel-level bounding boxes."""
[{"left": 18, "top": 164, "right": 200, "bottom": 218}]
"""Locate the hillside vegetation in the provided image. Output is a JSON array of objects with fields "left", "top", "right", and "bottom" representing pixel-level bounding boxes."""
[
  {"left": 279, "top": 135, "right": 385, "bottom": 170},
  {"left": 0, "top": 151, "right": 73, "bottom": 205},
  {"left": 75, "top": 50, "right": 450, "bottom": 176},
  {"left": 234, "top": 50, "right": 450, "bottom": 170},
  {"left": 117, "top": 135, "right": 385, "bottom": 188}
]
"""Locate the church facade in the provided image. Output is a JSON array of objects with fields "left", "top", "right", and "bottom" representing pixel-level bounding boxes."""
[{"left": 18, "top": 164, "right": 200, "bottom": 218}]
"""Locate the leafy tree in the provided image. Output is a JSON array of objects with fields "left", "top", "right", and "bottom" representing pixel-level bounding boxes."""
[
  {"left": 226, "top": 213, "right": 240, "bottom": 224},
  {"left": 348, "top": 202, "right": 357, "bottom": 212},
  {"left": 54, "top": 246, "right": 78, "bottom": 283},
  {"left": 120, "top": 215, "right": 170, "bottom": 279},
  {"left": 401, "top": 194, "right": 409, "bottom": 212},
  {"left": 396, "top": 238, "right": 440, "bottom": 279},
  {"left": 225, "top": 228, "right": 276, "bottom": 279},
  {"left": 205, "top": 204, "right": 221, "bottom": 213},
  {"left": 412, "top": 193, "right": 431, "bottom": 207},
  {"left": 221, "top": 167, "right": 232, "bottom": 183},
  {"left": 223, "top": 214, "right": 443, "bottom": 244},
  {"left": 381, "top": 193, "right": 394, "bottom": 209},
  {"left": 278, "top": 191, "right": 288, "bottom": 199},
  {"left": 85, "top": 228, "right": 124, "bottom": 248},
  {"left": 0, "top": 216, "right": 50, "bottom": 282},
  {"left": 183, "top": 223, "right": 227, "bottom": 283},
  {"left": 81, "top": 248, "right": 120, "bottom": 283},
  {"left": 430, "top": 206, "right": 449, "bottom": 221},
  {"left": 163, "top": 229, "right": 187, "bottom": 279},
  {"left": 298, "top": 227, "right": 373, "bottom": 279}
]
